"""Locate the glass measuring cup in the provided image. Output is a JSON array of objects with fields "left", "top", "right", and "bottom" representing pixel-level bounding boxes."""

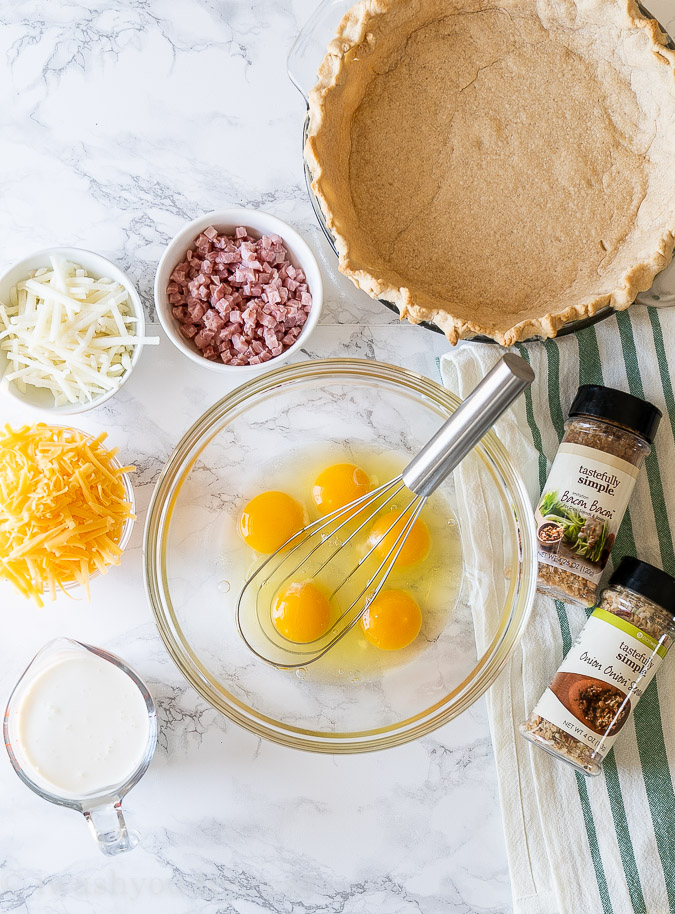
[{"left": 3, "top": 638, "right": 157, "bottom": 856}]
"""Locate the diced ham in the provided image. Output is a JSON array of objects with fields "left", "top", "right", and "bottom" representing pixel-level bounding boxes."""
[
  {"left": 187, "top": 302, "right": 207, "bottom": 322},
  {"left": 194, "top": 329, "right": 215, "bottom": 348},
  {"left": 203, "top": 310, "right": 225, "bottom": 332},
  {"left": 263, "top": 328, "right": 279, "bottom": 349},
  {"left": 167, "top": 226, "right": 312, "bottom": 366}
]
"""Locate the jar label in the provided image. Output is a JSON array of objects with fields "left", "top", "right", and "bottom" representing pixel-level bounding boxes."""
[
  {"left": 532, "top": 608, "right": 667, "bottom": 758},
  {"left": 535, "top": 443, "right": 639, "bottom": 585}
]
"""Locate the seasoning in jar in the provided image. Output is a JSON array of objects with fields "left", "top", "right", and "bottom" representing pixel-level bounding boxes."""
[
  {"left": 535, "top": 385, "right": 661, "bottom": 606},
  {"left": 519, "top": 557, "right": 675, "bottom": 776}
]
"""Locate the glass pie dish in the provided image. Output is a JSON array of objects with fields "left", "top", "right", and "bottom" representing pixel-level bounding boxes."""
[
  {"left": 144, "top": 359, "right": 537, "bottom": 752},
  {"left": 288, "top": 0, "right": 675, "bottom": 342}
]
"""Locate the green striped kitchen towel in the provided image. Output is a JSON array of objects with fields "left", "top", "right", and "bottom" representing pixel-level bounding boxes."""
[{"left": 441, "top": 305, "right": 675, "bottom": 914}]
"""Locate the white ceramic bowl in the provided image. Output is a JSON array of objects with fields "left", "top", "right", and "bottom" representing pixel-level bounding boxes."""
[
  {"left": 0, "top": 247, "right": 146, "bottom": 415},
  {"left": 154, "top": 209, "right": 323, "bottom": 376}
]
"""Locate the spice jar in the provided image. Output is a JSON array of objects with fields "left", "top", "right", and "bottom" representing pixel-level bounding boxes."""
[
  {"left": 520, "top": 557, "right": 675, "bottom": 776},
  {"left": 535, "top": 385, "right": 661, "bottom": 606}
]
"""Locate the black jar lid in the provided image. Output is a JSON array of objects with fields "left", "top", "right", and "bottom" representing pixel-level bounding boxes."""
[
  {"left": 569, "top": 385, "right": 662, "bottom": 443},
  {"left": 609, "top": 557, "right": 675, "bottom": 616}
]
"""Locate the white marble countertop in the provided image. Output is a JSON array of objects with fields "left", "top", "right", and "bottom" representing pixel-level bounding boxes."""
[
  {"left": 0, "top": 2, "right": 510, "bottom": 912},
  {"left": 3, "top": 1, "right": 674, "bottom": 910}
]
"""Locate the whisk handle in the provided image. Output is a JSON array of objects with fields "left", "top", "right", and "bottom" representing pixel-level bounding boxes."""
[{"left": 402, "top": 354, "right": 534, "bottom": 497}]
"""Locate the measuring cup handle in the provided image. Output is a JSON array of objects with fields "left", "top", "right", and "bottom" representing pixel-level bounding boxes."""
[{"left": 83, "top": 800, "right": 138, "bottom": 856}]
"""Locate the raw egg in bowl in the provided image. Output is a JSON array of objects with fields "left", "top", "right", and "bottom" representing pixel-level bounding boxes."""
[{"left": 144, "top": 359, "right": 536, "bottom": 752}]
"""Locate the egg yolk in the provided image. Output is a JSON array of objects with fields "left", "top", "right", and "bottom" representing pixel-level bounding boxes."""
[
  {"left": 239, "top": 491, "right": 304, "bottom": 554},
  {"left": 272, "top": 581, "right": 332, "bottom": 643},
  {"left": 367, "top": 509, "right": 431, "bottom": 567},
  {"left": 360, "top": 590, "right": 422, "bottom": 651},
  {"left": 312, "top": 463, "right": 371, "bottom": 516}
]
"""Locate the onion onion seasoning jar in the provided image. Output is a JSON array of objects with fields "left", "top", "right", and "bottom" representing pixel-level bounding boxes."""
[
  {"left": 520, "top": 557, "right": 675, "bottom": 776},
  {"left": 535, "top": 385, "right": 661, "bottom": 606}
]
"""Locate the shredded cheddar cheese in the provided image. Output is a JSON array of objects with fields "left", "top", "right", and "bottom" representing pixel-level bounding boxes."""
[{"left": 0, "top": 424, "right": 135, "bottom": 606}]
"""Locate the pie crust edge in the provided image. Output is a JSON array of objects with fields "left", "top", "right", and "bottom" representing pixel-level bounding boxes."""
[{"left": 305, "top": 0, "right": 675, "bottom": 346}]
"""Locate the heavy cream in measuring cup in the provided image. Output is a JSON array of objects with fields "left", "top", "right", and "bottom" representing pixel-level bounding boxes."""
[{"left": 15, "top": 651, "right": 150, "bottom": 797}]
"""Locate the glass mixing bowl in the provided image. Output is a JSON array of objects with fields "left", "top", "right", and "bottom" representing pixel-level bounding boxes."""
[{"left": 144, "top": 359, "right": 537, "bottom": 752}]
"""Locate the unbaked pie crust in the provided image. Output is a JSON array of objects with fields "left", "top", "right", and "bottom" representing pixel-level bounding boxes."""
[{"left": 306, "top": 0, "right": 675, "bottom": 345}]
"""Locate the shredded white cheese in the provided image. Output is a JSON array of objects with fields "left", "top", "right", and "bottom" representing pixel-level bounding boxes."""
[{"left": 0, "top": 257, "right": 159, "bottom": 406}]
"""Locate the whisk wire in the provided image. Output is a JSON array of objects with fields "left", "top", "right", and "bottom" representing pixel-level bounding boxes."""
[
  {"left": 310, "top": 497, "right": 428, "bottom": 652},
  {"left": 334, "top": 496, "right": 427, "bottom": 622},
  {"left": 329, "top": 490, "right": 423, "bottom": 600},
  {"left": 311, "top": 480, "right": 407, "bottom": 583},
  {"left": 238, "top": 479, "right": 428, "bottom": 666},
  {"left": 254, "top": 477, "right": 400, "bottom": 590}
]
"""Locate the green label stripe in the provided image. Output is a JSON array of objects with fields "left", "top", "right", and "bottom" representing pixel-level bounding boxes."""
[
  {"left": 546, "top": 343, "right": 565, "bottom": 441},
  {"left": 519, "top": 334, "right": 615, "bottom": 914},
  {"left": 575, "top": 323, "right": 651, "bottom": 914},
  {"left": 592, "top": 607, "right": 668, "bottom": 659},
  {"left": 574, "top": 319, "right": 641, "bottom": 567},
  {"left": 612, "top": 507, "right": 637, "bottom": 583},
  {"left": 516, "top": 344, "right": 547, "bottom": 490},
  {"left": 576, "top": 323, "right": 603, "bottom": 387},
  {"left": 547, "top": 350, "right": 574, "bottom": 656},
  {"left": 548, "top": 331, "right": 643, "bottom": 914},
  {"left": 602, "top": 752, "right": 648, "bottom": 914},
  {"left": 575, "top": 770, "right": 615, "bottom": 914},
  {"left": 617, "top": 312, "right": 675, "bottom": 573},
  {"left": 647, "top": 310, "right": 675, "bottom": 441},
  {"left": 632, "top": 678, "right": 675, "bottom": 911},
  {"left": 555, "top": 598, "right": 572, "bottom": 653},
  {"left": 616, "top": 311, "right": 675, "bottom": 911}
]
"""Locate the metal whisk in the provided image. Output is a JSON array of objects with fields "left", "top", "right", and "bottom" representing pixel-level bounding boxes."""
[{"left": 236, "top": 354, "right": 534, "bottom": 668}]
